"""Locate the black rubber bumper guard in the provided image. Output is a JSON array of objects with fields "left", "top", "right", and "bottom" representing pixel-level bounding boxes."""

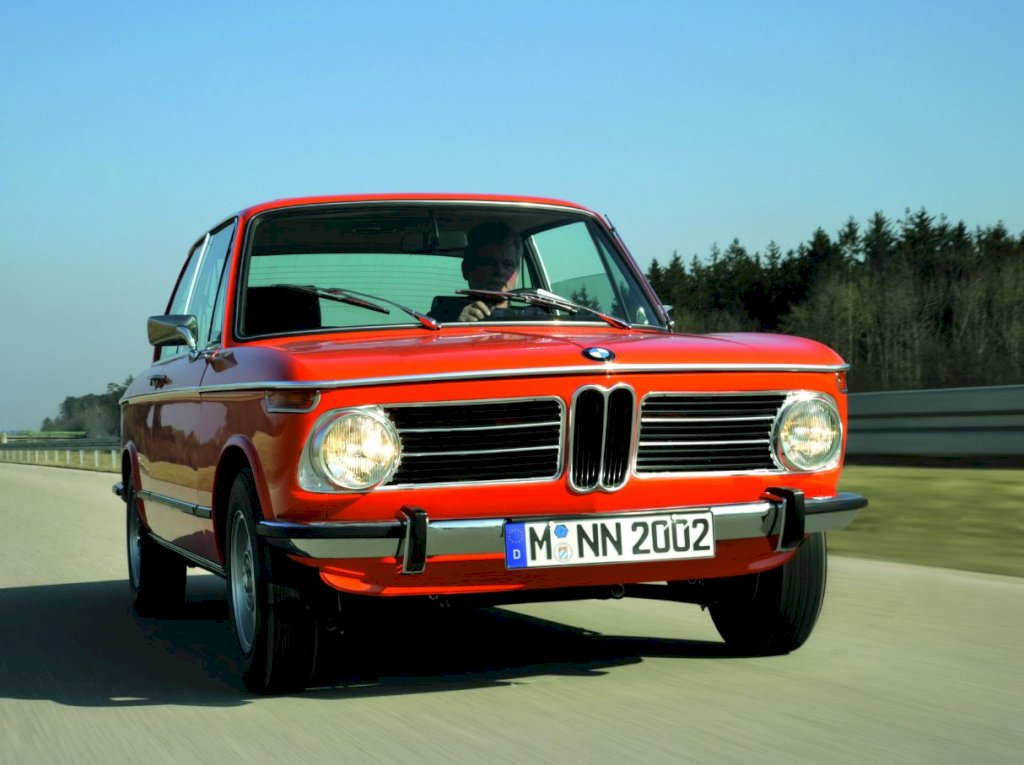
[
  {"left": 764, "top": 488, "right": 869, "bottom": 552},
  {"left": 400, "top": 507, "right": 428, "bottom": 574}
]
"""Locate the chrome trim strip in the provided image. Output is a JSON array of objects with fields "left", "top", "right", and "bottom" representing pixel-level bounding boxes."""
[
  {"left": 804, "top": 510, "right": 858, "bottom": 534},
  {"left": 148, "top": 534, "right": 225, "bottom": 576},
  {"left": 641, "top": 415, "right": 776, "bottom": 423},
  {"left": 137, "top": 489, "right": 213, "bottom": 520},
  {"left": 639, "top": 388, "right": 807, "bottom": 399},
  {"left": 262, "top": 530, "right": 401, "bottom": 559},
  {"left": 638, "top": 439, "right": 770, "bottom": 447},
  {"left": 120, "top": 363, "right": 850, "bottom": 405},
  {"left": 387, "top": 394, "right": 567, "bottom": 410},
  {"left": 182, "top": 233, "right": 210, "bottom": 316},
  {"left": 399, "top": 421, "right": 557, "bottom": 434},
  {"left": 402, "top": 444, "right": 558, "bottom": 458},
  {"left": 257, "top": 495, "right": 863, "bottom": 560},
  {"left": 385, "top": 474, "right": 561, "bottom": 491},
  {"left": 633, "top": 467, "right": 787, "bottom": 478},
  {"left": 256, "top": 198, "right": 606, "bottom": 216},
  {"left": 124, "top": 388, "right": 206, "bottom": 405}
]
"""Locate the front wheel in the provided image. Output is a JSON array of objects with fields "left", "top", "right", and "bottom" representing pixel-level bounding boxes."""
[
  {"left": 126, "top": 480, "right": 186, "bottom": 617},
  {"left": 708, "top": 533, "right": 828, "bottom": 655},
  {"left": 226, "top": 469, "right": 317, "bottom": 694}
]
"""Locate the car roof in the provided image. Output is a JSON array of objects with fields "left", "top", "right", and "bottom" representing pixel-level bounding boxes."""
[{"left": 236, "top": 193, "right": 596, "bottom": 220}]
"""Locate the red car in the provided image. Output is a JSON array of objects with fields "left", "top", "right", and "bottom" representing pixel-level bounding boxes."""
[{"left": 115, "top": 194, "right": 866, "bottom": 693}]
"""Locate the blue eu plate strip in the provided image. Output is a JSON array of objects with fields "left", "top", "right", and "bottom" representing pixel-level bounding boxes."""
[{"left": 505, "top": 522, "right": 527, "bottom": 569}]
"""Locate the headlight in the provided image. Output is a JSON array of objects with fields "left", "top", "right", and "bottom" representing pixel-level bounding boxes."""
[
  {"left": 773, "top": 394, "right": 842, "bottom": 472},
  {"left": 310, "top": 408, "right": 402, "bottom": 490}
]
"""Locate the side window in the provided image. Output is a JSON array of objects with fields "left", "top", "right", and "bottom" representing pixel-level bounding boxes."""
[
  {"left": 529, "top": 221, "right": 655, "bottom": 324},
  {"left": 159, "top": 238, "right": 207, "bottom": 361},
  {"left": 531, "top": 221, "right": 620, "bottom": 314},
  {"left": 591, "top": 228, "right": 656, "bottom": 325},
  {"left": 191, "top": 221, "right": 236, "bottom": 347}
]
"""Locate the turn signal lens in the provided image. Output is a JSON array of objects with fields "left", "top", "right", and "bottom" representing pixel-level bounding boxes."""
[{"left": 774, "top": 394, "right": 842, "bottom": 472}]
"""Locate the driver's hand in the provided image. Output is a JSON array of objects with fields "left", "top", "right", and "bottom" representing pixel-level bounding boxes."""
[{"left": 458, "top": 300, "right": 492, "bottom": 322}]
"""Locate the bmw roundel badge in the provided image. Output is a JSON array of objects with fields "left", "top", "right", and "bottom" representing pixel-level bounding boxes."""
[{"left": 582, "top": 346, "right": 615, "bottom": 362}]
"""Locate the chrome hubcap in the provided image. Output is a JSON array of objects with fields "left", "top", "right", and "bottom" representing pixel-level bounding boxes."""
[{"left": 230, "top": 516, "right": 257, "bottom": 652}]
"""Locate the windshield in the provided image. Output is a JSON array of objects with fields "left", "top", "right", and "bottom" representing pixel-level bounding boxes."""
[{"left": 237, "top": 204, "right": 664, "bottom": 336}]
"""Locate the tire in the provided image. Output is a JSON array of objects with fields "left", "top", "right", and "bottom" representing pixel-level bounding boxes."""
[
  {"left": 126, "top": 479, "right": 186, "bottom": 617},
  {"left": 708, "top": 532, "right": 828, "bottom": 655},
  {"left": 226, "top": 468, "right": 317, "bottom": 694}
]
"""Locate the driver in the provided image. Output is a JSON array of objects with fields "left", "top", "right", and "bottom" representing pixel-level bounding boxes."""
[{"left": 430, "top": 222, "right": 523, "bottom": 322}]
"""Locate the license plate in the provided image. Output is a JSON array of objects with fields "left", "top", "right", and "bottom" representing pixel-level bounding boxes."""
[{"left": 504, "top": 511, "right": 715, "bottom": 569}]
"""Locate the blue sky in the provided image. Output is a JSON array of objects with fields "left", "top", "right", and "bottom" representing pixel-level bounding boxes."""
[{"left": 1, "top": 0, "right": 1021, "bottom": 430}]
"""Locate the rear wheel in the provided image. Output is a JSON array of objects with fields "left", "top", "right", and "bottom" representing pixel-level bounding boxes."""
[
  {"left": 226, "top": 468, "right": 317, "bottom": 694},
  {"left": 126, "top": 479, "right": 186, "bottom": 617},
  {"left": 708, "top": 533, "right": 828, "bottom": 655}
]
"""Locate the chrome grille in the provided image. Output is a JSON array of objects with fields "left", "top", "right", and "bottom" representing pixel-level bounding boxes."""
[
  {"left": 384, "top": 399, "right": 562, "bottom": 486},
  {"left": 569, "top": 386, "right": 636, "bottom": 492},
  {"left": 636, "top": 393, "right": 786, "bottom": 473}
]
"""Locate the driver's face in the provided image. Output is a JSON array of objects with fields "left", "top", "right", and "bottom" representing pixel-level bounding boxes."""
[{"left": 466, "top": 241, "right": 521, "bottom": 291}]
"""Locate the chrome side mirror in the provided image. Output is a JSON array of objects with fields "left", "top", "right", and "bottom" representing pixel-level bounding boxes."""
[
  {"left": 176, "top": 325, "right": 199, "bottom": 357},
  {"left": 148, "top": 314, "right": 199, "bottom": 352}
]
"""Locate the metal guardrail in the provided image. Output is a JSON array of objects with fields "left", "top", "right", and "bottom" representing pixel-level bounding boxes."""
[
  {"left": 0, "top": 437, "right": 119, "bottom": 450},
  {"left": 847, "top": 385, "right": 1024, "bottom": 457},
  {"left": 0, "top": 437, "right": 121, "bottom": 471},
  {"left": 0, "top": 431, "right": 86, "bottom": 443}
]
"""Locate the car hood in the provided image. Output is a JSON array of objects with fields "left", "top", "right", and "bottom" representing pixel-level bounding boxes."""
[{"left": 246, "top": 327, "right": 847, "bottom": 384}]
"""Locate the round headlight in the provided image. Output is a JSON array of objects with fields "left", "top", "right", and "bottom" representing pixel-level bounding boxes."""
[
  {"left": 312, "top": 409, "right": 402, "bottom": 490},
  {"left": 774, "top": 394, "right": 842, "bottom": 472}
]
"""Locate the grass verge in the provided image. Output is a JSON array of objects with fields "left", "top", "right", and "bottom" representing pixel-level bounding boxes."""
[
  {"left": 4, "top": 458, "right": 1020, "bottom": 576},
  {"left": 833, "top": 465, "right": 1024, "bottom": 577}
]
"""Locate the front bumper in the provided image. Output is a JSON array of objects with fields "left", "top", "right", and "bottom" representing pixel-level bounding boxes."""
[{"left": 258, "top": 490, "right": 867, "bottom": 572}]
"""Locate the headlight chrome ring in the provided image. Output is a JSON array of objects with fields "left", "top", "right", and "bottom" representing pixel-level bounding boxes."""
[
  {"left": 772, "top": 392, "right": 843, "bottom": 472},
  {"left": 310, "top": 407, "right": 402, "bottom": 490}
]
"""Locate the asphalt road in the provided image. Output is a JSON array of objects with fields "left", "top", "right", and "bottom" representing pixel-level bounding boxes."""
[{"left": 1, "top": 463, "right": 1021, "bottom": 764}]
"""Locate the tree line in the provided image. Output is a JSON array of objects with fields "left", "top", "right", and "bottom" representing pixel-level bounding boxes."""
[
  {"left": 41, "top": 379, "right": 131, "bottom": 436},
  {"left": 647, "top": 209, "right": 1023, "bottom": 392}
]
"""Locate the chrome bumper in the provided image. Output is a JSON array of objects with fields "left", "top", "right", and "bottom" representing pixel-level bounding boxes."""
[{"left": 258, "top": 491, "right": 867, "bottom": 570}]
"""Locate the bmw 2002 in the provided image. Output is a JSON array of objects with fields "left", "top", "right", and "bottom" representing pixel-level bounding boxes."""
[{"left": 115, "top": 194, "right": 867, "bottom": 692}]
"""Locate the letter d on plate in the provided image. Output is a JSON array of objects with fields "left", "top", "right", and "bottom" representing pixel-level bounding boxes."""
[{"left": 505, "top": 522, "right": 528, "bottom": 569}]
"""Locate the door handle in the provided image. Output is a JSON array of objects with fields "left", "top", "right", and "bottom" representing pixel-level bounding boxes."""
[{"left": 148, "top": 375, "right": 170, "bottom": 389}]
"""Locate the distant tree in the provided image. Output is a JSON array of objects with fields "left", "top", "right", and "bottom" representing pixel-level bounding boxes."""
[
  {"left": 41, "top": 377, "right": 132, "bottom": 436},
  {"left": 650, "top": 209, "right": 1024, "bottom": 391}
]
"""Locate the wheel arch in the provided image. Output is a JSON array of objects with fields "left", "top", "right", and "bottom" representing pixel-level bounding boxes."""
[
  {"left": 212, "top": 437, "right": 274, "bottom": 564},
  {"left": 121, "top": 441, "right": 141, "bottom": 489},
  {"left": 120, "top": 441, "right": 149, "bottom": 524}
]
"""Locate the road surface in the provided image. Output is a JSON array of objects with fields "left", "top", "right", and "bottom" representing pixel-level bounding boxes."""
[{"left": 1, "top": 463, "right": 1021, "bottom": 763}]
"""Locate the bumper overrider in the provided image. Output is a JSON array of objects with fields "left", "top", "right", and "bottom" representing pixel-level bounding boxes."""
[{"left": 256, "top": 489, "right": 868, "bottom": 574}]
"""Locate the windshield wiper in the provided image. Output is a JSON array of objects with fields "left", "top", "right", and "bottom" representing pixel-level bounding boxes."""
[
  {"left": 456, "top": 287, "right": 631, "bottom": 329},
  {"left": 266, "top": 284, "right": 440, "bottom": 331}
]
